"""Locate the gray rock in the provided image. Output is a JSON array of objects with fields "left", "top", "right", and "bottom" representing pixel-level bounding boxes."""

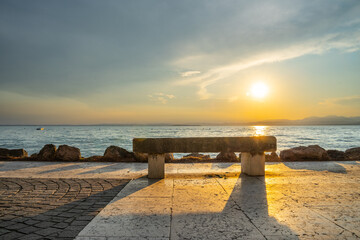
[
  {"left": 165, "top": 153, "right": 174, "bottom": 163},
  {"left": 134, "top": 152, "right": 174, "bottom": 163},
  {"left": 55, "top": 145, "right": 81, "bottom": 161},
  {"left": 266, "top": 152, "right": 281, "bottom": 162},
  {"left": 345, "top": 147, "right": 360, "bottom": 160},
  {"left": 327, "top": 150, "right": 347, "bottom": 161},
  {"left": 38, "top": 144, "right": 57, "bottom": 161},
  {"left": 182, "top": 153, "right": 210, "bottom": 161},
  {"left": 216, "top": 151, "right": 238, "bottom": 162},
  {"left": 280, "top": 145, "right": 329, "bottom": 161},
  {"left": 104, "top": 146, "right": 134, "bottom": 160},
  {"left": 0, "top": 148, "right": 28, "bottom": 158},
  {"left": 134, "top": 152, "right": 148, "bottom": 162}
]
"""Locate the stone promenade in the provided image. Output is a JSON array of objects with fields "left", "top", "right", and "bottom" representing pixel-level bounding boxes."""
[
  {"left": 0, "top": 161, "right": 359, "bottom": 239},
  {"left": 0, "top": 178, "right": 129, "bottom": 239}
]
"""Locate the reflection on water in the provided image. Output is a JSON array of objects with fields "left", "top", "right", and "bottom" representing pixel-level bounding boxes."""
[{"left": 253, "top": 126, "right": 267, "bottom": 136}]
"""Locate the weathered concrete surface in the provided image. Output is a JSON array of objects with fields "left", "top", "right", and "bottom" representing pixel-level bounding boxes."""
[
  {"left": 133, "top": 136, "right": 276, "bottom": 153},
  {"left": 148, "top": 154, "right": 165, "bottom": 179},
  {"left": 241, "top": 152, "right": 265, "bottom": 176},
  {"left": 76, "top": 161, "right": 360, "bottom": 240}
]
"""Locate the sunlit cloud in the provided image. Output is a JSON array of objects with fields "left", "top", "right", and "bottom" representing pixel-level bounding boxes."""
[
  {"left": 175, "top": 31, "right": 360, "bottom": 99},
  {"left": 319, "top": 95, "right": 360, "bottom": 107},
  {"left": 148, "top": 93, "right": 175, "bottom": 104},
  {"left": 181, "top": 71, "right": 201, "bottom": 77}
]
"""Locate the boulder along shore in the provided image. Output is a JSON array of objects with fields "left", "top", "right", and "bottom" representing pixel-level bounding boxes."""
[{"left": 0, "top": 144, "right": 359, "bottom": 162}]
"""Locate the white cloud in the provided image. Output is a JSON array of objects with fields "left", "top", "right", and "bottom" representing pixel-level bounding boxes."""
[
  {"left": 148, "top": 93, "right": 175, "bottom": 104},
  {"left": 181, "top": 71, "right": 201, "bottom": 77}
]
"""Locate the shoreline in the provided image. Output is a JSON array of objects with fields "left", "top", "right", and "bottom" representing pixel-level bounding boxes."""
[{"left": 1, "top": 144, "right": 359, "bottom": 163}]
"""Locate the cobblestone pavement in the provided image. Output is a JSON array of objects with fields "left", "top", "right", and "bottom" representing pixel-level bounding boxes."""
[{"left": 0, "top": 178, "right": 129, "bottom": 240}]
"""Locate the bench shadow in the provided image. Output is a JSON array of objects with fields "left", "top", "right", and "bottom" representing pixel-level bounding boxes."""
[
  {"left": 0, "top": 161, "right": 60, "bottom": 172},
  {"left": 79, "top": 163, "right": 148, "bottom": 175},
  {"left": 222, "top": 174, "right": 300, "bottom": 239},
  {"left": 210, "top": 162, "right": 239, "bottom": 169},
  {"left": 169, "top": 173, "right": 299, "bottom": 239},
  {"left": 38, "top": 163, "right": 86, "bottom": 174},
  {"left": 283, "top": 161, "right": 347, "bottom": 174}
]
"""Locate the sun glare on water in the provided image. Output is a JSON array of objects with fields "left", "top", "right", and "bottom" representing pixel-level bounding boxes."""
[
  {"left": 253, "top": 126, "right": 267, "bottom": 136},
  {"left": 249, "top": 82, "right": 269, "bottom": 99}
]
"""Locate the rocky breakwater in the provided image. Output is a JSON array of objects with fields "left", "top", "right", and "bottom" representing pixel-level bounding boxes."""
[
  {"left": 280, "top": 145, "right": 330, "bottom": 161},
  {"left": 1, "top": 144, "right": 359, "bottom": 162},
  {"left": 31, "top": 144, "right": 81, "bottom": 161},
  {"left": 279, "top": 145, "right": 360, "bottom": 161},
  {"left": 216, "top": 151, "right": 239, "bottom": 162},
  {"left": 279, "top": 145, "right": 360, "bottom": 162},
  {"left": 102, "top": 145, "right": 174, "bottom": 162},
  {"left": 0, "top": 148, "right": 28, "bottom": 159},
  {"left": 344, "top": 147, "right": 360, "bottom": 160}
]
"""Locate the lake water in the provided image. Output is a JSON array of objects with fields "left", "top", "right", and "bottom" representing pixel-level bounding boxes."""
[{"left": 0, "top": 125, "right": 359, "bottom": 157}]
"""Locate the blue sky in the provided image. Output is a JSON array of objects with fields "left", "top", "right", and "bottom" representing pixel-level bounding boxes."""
[{"left": 0, "top": 0, "right": 359, "bottom": 124}]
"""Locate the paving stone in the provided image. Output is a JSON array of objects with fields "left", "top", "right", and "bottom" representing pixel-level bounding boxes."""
[
  {"left": 0, "top": 228, "right": 10, "bottom": 235},
  {"left": 18, "top": 233, "right": 44, "bottom": 240},
  {"left": 65, "top": 225, "right": 87, "bottom": 232},
  {"left": 6, "top": 222, "right": 28, "bottom": 230},
  {"left": 53, "top": 222, "right": 70, "bottom": 229},
  {"left": 0, "top": 231, "right": 25, "bottom": 239},
  {"left": 0, "top": 178, "right": 129, "bottom": 240},
  {"left": 76, "top": 215, "right": 94, "bottom": 221},
  {"left": 34, "top": 227, "right": 61, "bottom": 236},
  {"left": 18, "top": 226, "right": 41, "bottom": 234},
  {"left": 71, "top": 220, "right": 90, "bottom": 226},
  {"left": 58, "top": 230, "right": 81, "bottom": 238},
  {"left": 34, "top": 221, "right": 56, "bottom": 228},
  {"left": 24, "top": 219, "right": 41, "bottom": 225}
]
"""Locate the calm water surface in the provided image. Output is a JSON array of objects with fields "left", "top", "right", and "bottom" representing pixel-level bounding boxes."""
[{"left": 0, "top": 126, "right": 359, "bottom": 157}]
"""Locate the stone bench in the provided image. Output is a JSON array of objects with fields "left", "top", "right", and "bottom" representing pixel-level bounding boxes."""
[{"left": 133, "top": 136, "right": 277, "bottom": 179}]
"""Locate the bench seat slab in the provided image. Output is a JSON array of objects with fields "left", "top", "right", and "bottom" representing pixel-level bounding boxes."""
[{"left": 133, "top": 136, "right": 276, "bottom": 154}]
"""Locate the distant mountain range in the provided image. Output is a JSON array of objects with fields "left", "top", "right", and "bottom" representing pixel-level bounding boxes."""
[
  {"left": 243, "top": 116, "right": 360, "bottom": 126},
  {"left": 2, "top": 116, "right": 360, "bottom": 126}
]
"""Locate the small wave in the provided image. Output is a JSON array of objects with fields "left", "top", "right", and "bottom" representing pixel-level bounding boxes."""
[{"left": 298, "top": 137, "right": 315, "bottom": 140}]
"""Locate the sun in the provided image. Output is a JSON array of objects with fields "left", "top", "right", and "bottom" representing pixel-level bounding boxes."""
[{"left": 249, "top": 82, "right": 269, "bottom": 99}]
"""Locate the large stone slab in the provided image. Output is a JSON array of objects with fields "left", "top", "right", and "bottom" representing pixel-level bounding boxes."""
[
  {"left": 76, "top": 179, "right": 173, "bottom": 239},
  {"left": 133, "top": 136, "right": 276, "bottom": 154}
]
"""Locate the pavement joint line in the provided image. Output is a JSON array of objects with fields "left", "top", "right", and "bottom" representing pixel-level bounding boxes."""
[
  {"left": 169, "top": 178, "right": 175, "bottom": 239},
  {"left": 304, "top": 204, "right": 360, "bottom": 238}
]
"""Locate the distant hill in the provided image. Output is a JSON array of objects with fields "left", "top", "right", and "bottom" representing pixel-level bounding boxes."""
[
  {"left": 246, "top": 116, "right": 360, "bottom": 126},
  {"left": 2, "top": 116, "right": 359, "bottom": 126}
]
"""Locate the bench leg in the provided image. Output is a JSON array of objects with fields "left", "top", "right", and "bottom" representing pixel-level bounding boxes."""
[
  {"left": 241, "top": 152, "right": 265, "bottom": 176},
  {"left": 148, "top": 154, "right": 165, "bottom": 179}
]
